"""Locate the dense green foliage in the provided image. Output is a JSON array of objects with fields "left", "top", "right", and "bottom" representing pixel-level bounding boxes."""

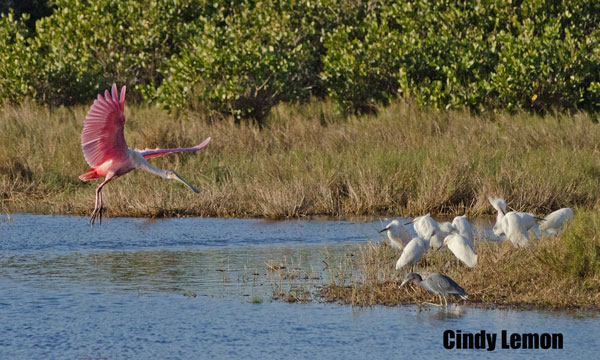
[
  {"left": 143, "top": 1, "right": 329, "bottom": 119},
  {"left": 0, "top": 0, "right": 52, "bottom": 29},
  {"left": 1, "top": 0, "right": 600, "bottom": 120}
]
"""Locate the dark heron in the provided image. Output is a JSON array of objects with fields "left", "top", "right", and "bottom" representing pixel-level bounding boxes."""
[{"left": 400, "top": 272, "right": 468, "bottom": 307}]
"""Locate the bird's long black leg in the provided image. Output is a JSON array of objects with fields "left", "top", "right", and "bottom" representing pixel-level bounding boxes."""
[
  {"left": 98, "top": 188, "right": 103, "bottom": 225},
  {"left": 90, "top": 177, "right": 112, "bottom": 227},
  {"left": 90, "top": 187, "right": 101, "bottom": 226}
]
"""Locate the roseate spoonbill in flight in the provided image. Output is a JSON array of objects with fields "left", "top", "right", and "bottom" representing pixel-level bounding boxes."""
[
  {"left": 378, "top": 220, "right": 411, "bottom": 250},
  {"left": 79, "top": 84, "right": 211, "bottom": 226}
]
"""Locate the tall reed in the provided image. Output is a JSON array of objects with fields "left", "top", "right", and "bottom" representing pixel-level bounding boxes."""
[{"left": 2, "top": 100, "right": 599, "bottom": 218}]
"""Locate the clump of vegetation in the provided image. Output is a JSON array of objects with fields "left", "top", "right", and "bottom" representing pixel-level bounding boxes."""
[
  {"left": 265, "top": 257, "right": 320, "bottom": 303},
  {"left": 269, "top": 212, "right": 600, "bottom": 309},
  {"left": 2, "top": 0, "right": 600, "bottom": 121},
  {"left": 536, "top": 210, "right": 600, "bottom": 281},
  {"left": 2, "top": 101, "right": 600, "bottom": 218}
]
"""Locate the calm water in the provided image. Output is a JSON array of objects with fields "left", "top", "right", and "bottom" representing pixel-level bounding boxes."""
[{"left": 1, "top": 214, "right": 598, "bottom": 359}]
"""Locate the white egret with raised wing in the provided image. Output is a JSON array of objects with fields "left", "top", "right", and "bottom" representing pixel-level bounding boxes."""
[
  {"left": 488, "top": 197, "right": 541, "bottom": 247},
  {"left": 406, "top": 214, "right": 444, "bottom": 249},
  {"left": 451, "top": 215, "right": 474, "bottom": 248}
]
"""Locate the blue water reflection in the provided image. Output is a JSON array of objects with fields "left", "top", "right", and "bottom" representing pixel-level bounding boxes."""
[{"left": 0, "top": 214, "right": 597, "bottom": 359}]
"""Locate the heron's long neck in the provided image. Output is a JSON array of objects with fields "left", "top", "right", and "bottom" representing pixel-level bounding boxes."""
[{"left": 414, "top": 278, "right": 425, "bottom": 290}]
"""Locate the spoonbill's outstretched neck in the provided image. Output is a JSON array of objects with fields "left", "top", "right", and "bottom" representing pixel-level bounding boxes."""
[{"left": 79, "top": 84, "right": 211, "bottom": 226}]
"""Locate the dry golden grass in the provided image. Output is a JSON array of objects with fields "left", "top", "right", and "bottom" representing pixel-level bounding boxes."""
[{"left": 2, "top": 100, "right": 600, "bottom": 218}]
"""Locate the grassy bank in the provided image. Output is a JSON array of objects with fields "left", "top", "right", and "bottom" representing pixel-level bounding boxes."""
[
  {"left": 1, "top": 100, "right": 600, "bottom": 218},
  {"left": 265, "top": 211, "right": 600, "bottom": 309}
]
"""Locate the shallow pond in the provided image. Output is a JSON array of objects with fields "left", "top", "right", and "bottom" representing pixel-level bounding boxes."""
[{"left": 1, "top": 214, "right": 598, "bottom": 358}]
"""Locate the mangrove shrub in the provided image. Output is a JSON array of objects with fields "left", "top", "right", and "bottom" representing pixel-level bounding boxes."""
[{"left": 1, "top": 0, "right": 600, "bottom": 119}]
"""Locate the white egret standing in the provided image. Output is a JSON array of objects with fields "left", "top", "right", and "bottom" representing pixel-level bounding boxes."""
[
  {"left": 539, "top": 208, "right": 574, "bottom": 235},
  {"left": 407, "top": 214, "right": 444, "bottom": 249},
  {"left": 395, "top": 237, "right": 429, "bottom": 271},
  {"left": 452, "top": 215, "right": 474, "bottom": 248},
  {"left": 443, "top": 234, "right": 478, "bottom": 267},
  {"left": 378, "top": 220, "right": 412, "bottom": 250},
  {"left": 488, "top": 197, "right": 507, "bottom": 236}
]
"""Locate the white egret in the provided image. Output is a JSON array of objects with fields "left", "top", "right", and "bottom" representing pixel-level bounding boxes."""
[
  {"left": 438, "top": 221, "right": 456, "bottom": 237},
  {"left": 488, "top": 196, "right": 507, "bottom": 235},
  {"left": 407, "top": 214, "right": 444, "bottom": 249},
  {"left": 378, "top": 220, "right": 412, "bottom": 250},
  {"left": 443, "top": 234, "right": 478, "bottom": 268},
  {"left": 395, "top": 237, "right": 429, "bottom": 271},
  {"left": 539, "top": 208, "right": 574, "bottom": 235},
  {"left": 451, "top": 215, "right": 474, "bottom": 248},
  {"left": 488, "top": 196, "right": 540, "bottom": 247},
  {"left": 496, "top": 212, "right": 539, "bottom": 247}
]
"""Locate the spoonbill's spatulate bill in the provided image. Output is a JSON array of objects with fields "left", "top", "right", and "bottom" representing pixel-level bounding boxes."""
[{"left": 79, "top": 84, "right": 211, "bottom": 226}]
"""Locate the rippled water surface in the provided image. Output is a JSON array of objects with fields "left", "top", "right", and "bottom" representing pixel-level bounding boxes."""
[{"left": 1, "top": 214, "right": 598, "bottom": 359}]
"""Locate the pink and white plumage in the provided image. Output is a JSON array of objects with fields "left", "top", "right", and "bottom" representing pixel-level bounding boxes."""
[{"left": 79, "top": 84, "right": 211, "bottom": 226}]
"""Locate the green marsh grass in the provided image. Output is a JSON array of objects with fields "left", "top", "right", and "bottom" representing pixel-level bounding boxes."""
[{"left": 2, "top": 100, "right": 600, "bottom": 218}]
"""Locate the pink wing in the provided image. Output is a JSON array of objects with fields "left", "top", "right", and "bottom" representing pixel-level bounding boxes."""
[
  {"left": 138, "top": 137, "right": 211, "bottom": 159},
  {"left": 81, "top": 84, "right": 129, "bottom": 168}
]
